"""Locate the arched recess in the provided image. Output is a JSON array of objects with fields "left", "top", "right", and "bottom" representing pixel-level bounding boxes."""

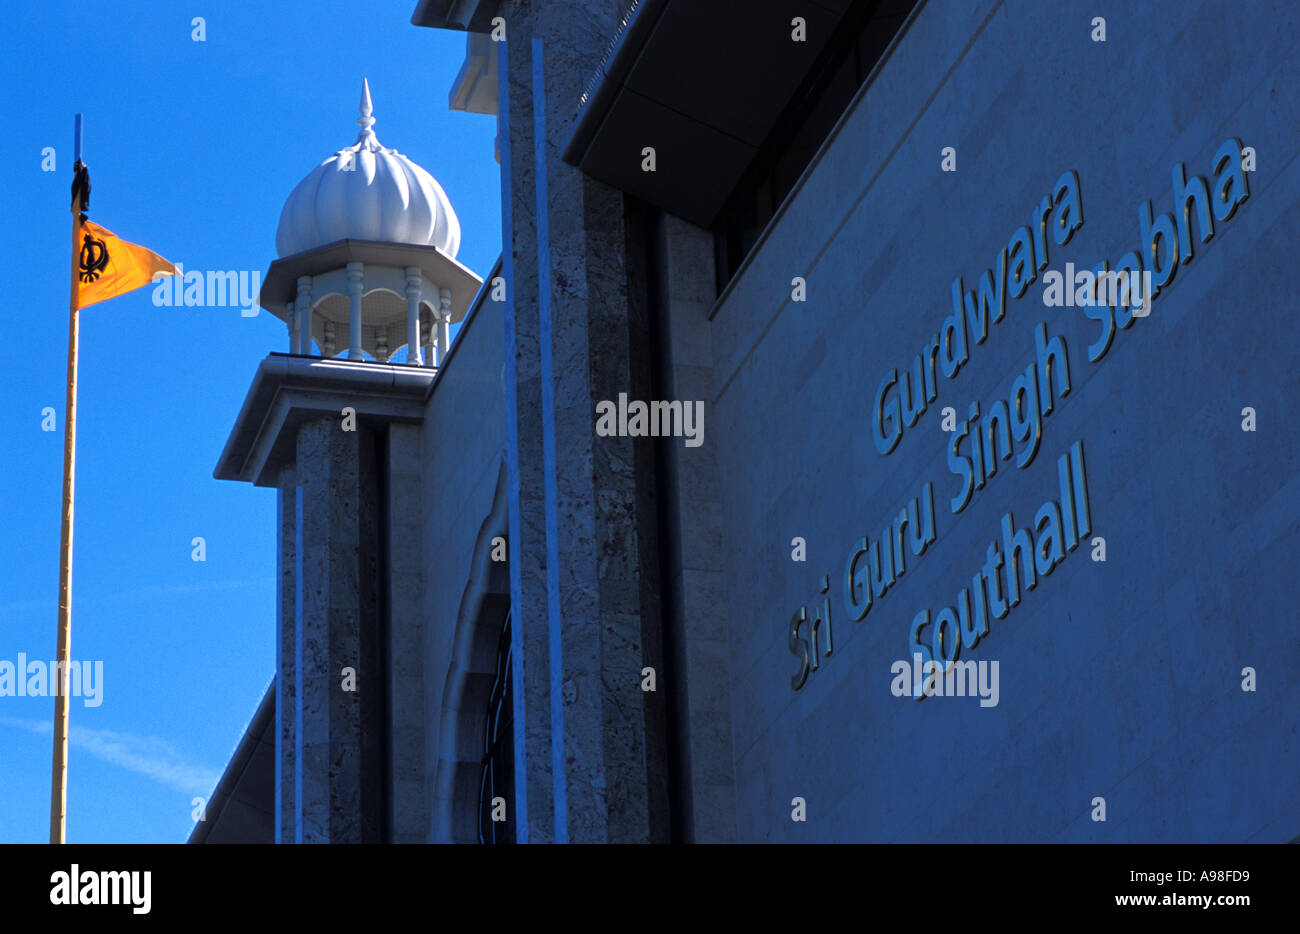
[{"left": 430, "top": 459, "right": 512, "bottom": 843}]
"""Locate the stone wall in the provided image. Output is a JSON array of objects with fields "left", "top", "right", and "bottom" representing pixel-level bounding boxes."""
[
  {"left": 416, "top": 292, "right": 510, "bottom": 841},
  {"left": 709, "top": 0, "right": 1300, "bottom": 842}
]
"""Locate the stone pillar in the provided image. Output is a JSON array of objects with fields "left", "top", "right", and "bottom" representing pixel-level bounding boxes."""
[
  {"left": 497, "top": 9, "right": 556, "bottom": 843},
  {"left": 385, "top": 423, "right": 426, "bottom": 841},
  {"left": 287, "top": 302, "right": 298, "bottom": 354},
  {"left": 497, "top": 0, "right": 672, "bottom": 843},
  {"left": 294, "top": 416, "right": 384, "bottom": 843},
  {"left": 346, "top": 262, "right": 364, "bottom": 360},
  {"left": 405, "top": 267, "right": 423, "bottom": 366},
  {"left": 276, "top": 463, "right": 297, "bottom": 844},
  {"left": 654, "top": 214, "right": 736, "bottom": 842}
]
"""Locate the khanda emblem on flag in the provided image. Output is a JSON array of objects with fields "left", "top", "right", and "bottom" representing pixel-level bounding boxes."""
[
  {"left": 79, "top": 231, "right": 109, "bottom": 283},
  {"left": 67, "top": 158, "right": 177, "bottom": 310},
  {"left": 72, "top": 218, "right": 174, "bottom": 309}
]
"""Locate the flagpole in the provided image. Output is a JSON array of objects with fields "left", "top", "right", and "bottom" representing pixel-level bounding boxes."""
[{"left": 50, "top": 114, "right": 85, "bottom": 845}]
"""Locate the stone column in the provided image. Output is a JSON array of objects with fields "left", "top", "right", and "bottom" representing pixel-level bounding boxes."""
[
  {"left": 654, "top": 214, "right": 736, "bottom": 842},
  {"left": 276, "top": 463, "right": 297, "bottom": 844},
  {"left": 385, "top": 424, "right": 426, "bottom": 841},
  {"left": 497, "top": 8, "right": 556, "bottom": 843},
  {"left": 294, "top": 416, "right": 383, "bottom": 843},
  {"left": 498, "top": 0, "right": 672, "bottom": 844},
  {"left": 346, "top": 262, "right": 364, "bottom": 360}
]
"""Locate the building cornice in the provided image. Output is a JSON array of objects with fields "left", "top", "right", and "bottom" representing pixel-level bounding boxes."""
[
  {"left": 410, "top": 0, "right": 501, "bottom": 31},
  {"left": 214, "top": 355, "right": 435, "bottom": 487}
]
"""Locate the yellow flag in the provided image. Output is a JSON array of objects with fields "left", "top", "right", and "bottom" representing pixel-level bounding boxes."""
[{"left": 75, "top": 219, "right": 176, "bottom": 310}]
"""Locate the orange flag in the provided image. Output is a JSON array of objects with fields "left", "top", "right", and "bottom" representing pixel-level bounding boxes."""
[{"left": 74, "top": 219, "right": 176, "bottom": 310}]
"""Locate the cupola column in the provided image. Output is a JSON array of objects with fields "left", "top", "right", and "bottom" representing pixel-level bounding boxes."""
[
  {"left": 296, "top": 276, "right": 313, "bottom": 355},
  {"left": 437, "top": 287, "right": 452, "bottom": 367},
  {"left": 347, "top": 262, "right": 364, "bottom": 360},
  {"left": 405, "top": 267, "right": 423, "bottom": 366}
]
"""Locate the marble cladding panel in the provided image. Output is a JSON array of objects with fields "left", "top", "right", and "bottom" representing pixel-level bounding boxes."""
[{"left": 709, "top": 0, "right": 1300, "bottom": 842}]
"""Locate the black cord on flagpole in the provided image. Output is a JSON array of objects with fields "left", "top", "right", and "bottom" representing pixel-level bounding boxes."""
[{"left": 71, "top": 161, "right": 90, "bottom": 222}]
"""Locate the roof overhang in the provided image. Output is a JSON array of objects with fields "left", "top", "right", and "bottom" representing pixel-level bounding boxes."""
[
  {"left": 215, "top": 354, "right": 435, "bottom": 487},
  {"left": 411, "top": 0, "right": 501, "bottom": 31},
  {"left": 188, "top": 683, "right": 275, "bottom": 844},
  {"left": 260, "top": 239, "right": 482, "bottom": 324},
  {"left": 561, "top": 0, "right": 854, "bottom": 228},
  {"left": 450, "top": 31, "right": 499, "bottom": 115}
]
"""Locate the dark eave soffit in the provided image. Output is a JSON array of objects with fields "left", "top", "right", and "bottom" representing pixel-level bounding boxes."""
[
  {"left": 562, "top": 0, "right": 853, "bottom": 229},
  {"left": 411, "top": 0, "right": 502, "bottom": 31}
]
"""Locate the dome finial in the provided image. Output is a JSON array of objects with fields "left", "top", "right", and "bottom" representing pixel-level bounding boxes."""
[
  {"left": 357, "top": 78, "right": 376, "bottom": 140},
  {"left": 276, "top": 77, "right": 463, "bottom": 259}
]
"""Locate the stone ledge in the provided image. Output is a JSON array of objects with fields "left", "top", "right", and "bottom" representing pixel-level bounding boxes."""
[{"left": 215, "top": 354, "right": 435, "bottom": 487}]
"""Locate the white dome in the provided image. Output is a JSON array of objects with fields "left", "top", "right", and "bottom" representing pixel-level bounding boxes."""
[{"left": 275, "top": 80, "right": 461, "bottom": 259}]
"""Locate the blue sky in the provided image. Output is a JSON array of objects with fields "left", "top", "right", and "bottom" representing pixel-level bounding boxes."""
[{"left": 0, "top": 0, "right": 501, "bottom": 842}]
